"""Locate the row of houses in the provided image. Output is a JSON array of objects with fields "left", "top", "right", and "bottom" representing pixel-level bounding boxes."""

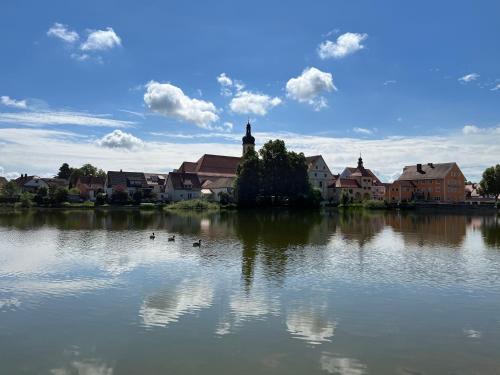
[{"left": 3, "top": 122, "right": 470, "bottom": 204}]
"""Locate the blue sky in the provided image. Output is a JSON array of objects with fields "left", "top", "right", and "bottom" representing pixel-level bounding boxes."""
[{"left": 1, "top": 0, "right": 499, "bottom": 181}]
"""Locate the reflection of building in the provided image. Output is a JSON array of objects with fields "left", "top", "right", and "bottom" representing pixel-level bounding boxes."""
[
  {"left": 306, "top": 155, "right": 335, "bottom": 199},
  {"left": 385, "top": 213, "right": 467, "bottom": 246},
  {"left": 329, "top": 156, "right": 384, "bottom": 202},
  {"left": 386, "top": 162, "right": 465, "bottom": 203}
]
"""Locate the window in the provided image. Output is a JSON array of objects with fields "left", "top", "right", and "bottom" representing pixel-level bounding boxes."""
[
  {"left": 324, "top": 174, "right": 327, "bottom": 178},
  {"left": 319, "top": 181, "right": 323, "bottom": 188},
  {"left": 314, "top": 173, "right": 317, "bottom": 177}
]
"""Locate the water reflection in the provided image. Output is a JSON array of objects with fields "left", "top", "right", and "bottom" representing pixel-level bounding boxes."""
[
  {"left": 320, "top": 352, "right": 367, "bottom": 375},
  {"left": 2, "top": 209, "right": 500, "bottom": 374},
  {"left": 139, "top": 278, "right": 214, "bottom": 328},
  {"left": 286, "top": 303, "right": 336, "bottom": 345}
]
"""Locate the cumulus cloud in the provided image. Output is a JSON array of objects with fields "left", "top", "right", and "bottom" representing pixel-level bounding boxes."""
[
  {"left": 1, "top": 96, "right": 27, "bottom": 109},
  {"left": 96, "top": 130, "right": 144, "bottom": 150},
  {"left": 80, "top": 27, "right": 122, "bottom": 51},
  {"left": 0, "top": 111, "right": 133, "bottom": 128},
  {"left": 353, "top": 127, "right": 373, "bottom": 135},
  {"left": 144, "top": 81, "right": 219, "bottom": 128},
  {"left": 217, "top": 73, "right": 233, "bottom": 87},
  {"left": 47, "top": 22, "right": 79, "bottom": 43},
  {"left": 383, "top": 80, "right": 397, "bottom": 86},
  {"left": 458, "top": 73, "right": 479, "bottom": 83},
  {"left": 229, "top": 91, "right": 282, "bottom": 116},
  {"left": 216, "top": 73, "right": 245, "bottom": 96},
  {"left": 285, "top": 67, "right": 336, "bottom": 111},
  {"left": 318, "top": 32, "right": 368, "bottom": 59}
]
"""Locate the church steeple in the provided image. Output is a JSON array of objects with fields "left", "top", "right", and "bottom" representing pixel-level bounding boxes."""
[
  {"left": 357, "top": 154, "right": 364, "bottom": 169},
  {"left": 242, "top": 121, "right": 255, "bottom": 155}
]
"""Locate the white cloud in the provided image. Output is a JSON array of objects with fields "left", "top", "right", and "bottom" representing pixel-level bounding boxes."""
[
  {"left": 490, "top": 83, "right": 500, "bottom": 91},
  {"left": 144, "top": 81, "right": 219, "bottom": 128},
  {"left": 383, "top": 80, "right": 397, "bottom": 86},
  {"left": 318, "top": 32, "right": 368, "bottom": 59},
  {"left": 1, "top": 96, "right": 27, "bottom": 109},
  {"left": 217, "top": 73, "right": 233, "bottom": 87},
  {"left": 96, "top": 130, "right": 144, "bottom": 150},
  {"left": 47, "top": 22, "right": 79, "bottom": 43},
  {"left": 286, "top": 67, "right": 336, "bottom": 110},
  {"left": 223, "top": 122, "right": 233, "bottom": 131},
  {"left": 229, "top": 91, "right": 282, "bottom": 116},
  {"left": 353, "top": 127, "right": 373, "bottom": 135},
  {"left": 462, "top": 124, "right": 480, "bottom": 134},
  {"left": 81, "top": 27, "right": 121, "bottom": 51},
  {"left": 0, "top": 111, "right": 133, "bottom": 128},
  {"left": 458, "top": 73, "right": 480, "bottom": 83}
]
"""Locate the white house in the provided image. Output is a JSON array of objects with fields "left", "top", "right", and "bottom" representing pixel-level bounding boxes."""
[{"left": 166, "top": 172, "right": 202, "bottom": 202}]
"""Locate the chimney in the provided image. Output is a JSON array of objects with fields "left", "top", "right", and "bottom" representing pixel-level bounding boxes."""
[
  {"left": 427, "top": 162, "right": 434, "bottom": 168},
  {"left": 417, "top": 163, "right": 423, "bottom": 173}
]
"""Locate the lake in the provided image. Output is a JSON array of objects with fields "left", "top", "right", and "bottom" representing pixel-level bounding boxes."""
[{"left": 1, "top": 209, "right": 500, "bottom": 374}]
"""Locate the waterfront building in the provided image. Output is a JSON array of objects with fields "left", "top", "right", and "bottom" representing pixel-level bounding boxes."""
[
  {"left": 386, "top": 162, "right": 465, "bottom": 203},
  {"left": 165, "top": 172, "right": 202, "bottom": 201},
  {"left": 305, "top": 155, "right": 335, "bottom": 199},
  {"left": 75, "top": 176, "right": 105, "bottom": 201},
  {"left": 328, "top": 156, "right": 384, "bottom": 202}
]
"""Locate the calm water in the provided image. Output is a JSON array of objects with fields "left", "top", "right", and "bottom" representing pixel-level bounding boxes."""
[{"left": 1, "top": 209, "right": 500, "bottom": 374}]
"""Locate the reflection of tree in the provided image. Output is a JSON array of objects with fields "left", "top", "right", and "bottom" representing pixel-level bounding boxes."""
[
  {"left": 481, "top": 216, "right": 500, "bottom": 248},
  {"left": 234, "top": 209, "right": 324, "bottom": 291},
  {"left": 337, "top": 210, "right": 385, "bottom": 247},
  {"left": 385, "top": 212, "right": 467, "bottom": 247}
]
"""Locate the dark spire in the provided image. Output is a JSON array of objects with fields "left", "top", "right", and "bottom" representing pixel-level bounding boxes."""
[
  {"left": 357, "top": 154, "right": 364, "bottom": 169},
  {"left": 242, "top": 121, "right": 255, "bottom": 145}
]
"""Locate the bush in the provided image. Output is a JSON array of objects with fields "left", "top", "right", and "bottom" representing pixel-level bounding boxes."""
[
  {"left": 132, "top": 190, "right": 143, "bottom": 205},
  {"left": 95, "top": 193, "right": 106, "bottom": 206},
  {"left": 362, "top": 200, "right": 387, "bottom": 209},
  {"left": 166, "top": 199, "right": 219, "bottom": 210},
  {"left": 53, "top": 187, "right": 69, "bottom": 203},
  {"left": 139, "top": 202, "right": 155, "bottom": 210},
  {"left": 82, "top": 201, "right": 94, "bottom": 207},
  {"left": 69, "top": 187, "right": 81, "bottom": 195},
  {"left": 111, "top": 190, "right": 130, "bottom": 205},
  {"left": 19, "top": 192, "right": 33, "bottom": 208}
]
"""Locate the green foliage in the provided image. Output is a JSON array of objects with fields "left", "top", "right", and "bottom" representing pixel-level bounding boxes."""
[
  {"left": 166, "top": 199, "right": 219, "bottom": 210},
  {"left": 479, "top": 165, "right": 500, "bottom": 201},
  {"left": 1, "top": 180, "right": 19, "bottom": 198},
  {"left": 362, "top": 200, "right": 387, "bottom": 209},
  {"left": 139, "top": 202, "right": 155, "bottom": 210},
  {"left": 57, "top": 163, "right": 73, "bottom": 180},
  {"left": 235, "top": 149, "right": 261, "bottom": 206},
  {"left": 67, "top": 163, "right": 106, "bottom": 187},
  {"left": 218, "top": 191, "right": 232, "bottom": 205},
  {"left": 111, "top": 190, "right": 129, "bottom": 204},
  {"left": 132, "top": 190, "right": 143, "bottom": 205},
  {"left": 95, "top": 193, "right": 107, "bottom": 206},
  {"left": 19, "top": 192, "right": 33, "bottom": 208},
  {"left": 69, "top": 187, "right": 80, "bottom": 195},
  {"left": 82, "top": 201, "right": 95, "bottom": 207},
  {"left": 340, "top": 191, "right": 350, "bottom": 206},
  {"left": 235, "top": 139, "right": 315, "bottom": 207},
  {"left": 53, "top": 187, "right": 69, "bottom": 203}
]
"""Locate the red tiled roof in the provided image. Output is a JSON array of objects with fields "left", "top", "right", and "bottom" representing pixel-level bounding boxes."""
[
  {"left": 336, "top": 178, "right": 360, "bottom": 188},
  {"left": 178, "top": 154, "right": 241, "bottom": 179},
  {"left": 397, "top": 162, "right": 457, "bottom": 181},
  {"left": 168, "top": 172, "right": 202, "bottom": 190}
]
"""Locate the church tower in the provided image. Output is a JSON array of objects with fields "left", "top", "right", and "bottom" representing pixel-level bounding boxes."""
[{"left": 242, "top": 121, "right": 255, "bottom": 156}]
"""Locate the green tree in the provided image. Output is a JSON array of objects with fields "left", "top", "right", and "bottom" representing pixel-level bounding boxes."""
[
  {"left": 53, "top": 187, "right": 69, "bottom": 203},
  {"left": 1, "top": 180, "right": 20, "bottom": 198},
  {"left": 259, "top": 140, "right": 289, "bottom": 200},
  {"left": 235, "top": 149, "right": 261, "bottom": 206},
  {"left": 56, "top": 163, "right": 73, "bottom": 180},
  {"left": 286, "top": 151, "right": 311, "bottom": 202},
  {"left": 479, "top": 164, "right": 500, "bottom": 202}
]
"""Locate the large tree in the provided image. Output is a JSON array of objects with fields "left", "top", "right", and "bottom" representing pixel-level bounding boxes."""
[
  {"left": 479, "top": 164, "right": 500, "bottom": 202},
  {"left": 68, "top": 163, "right": 106, "bottom": 187},
  {"left": 57, "top": 163, "right": 73, "bottom": 180},
  {"left": 235, "top": 149, "right": 261, "bottom": 206},
  {"left": 259, "top": 139, "right": 289, "bottom": 200}
]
